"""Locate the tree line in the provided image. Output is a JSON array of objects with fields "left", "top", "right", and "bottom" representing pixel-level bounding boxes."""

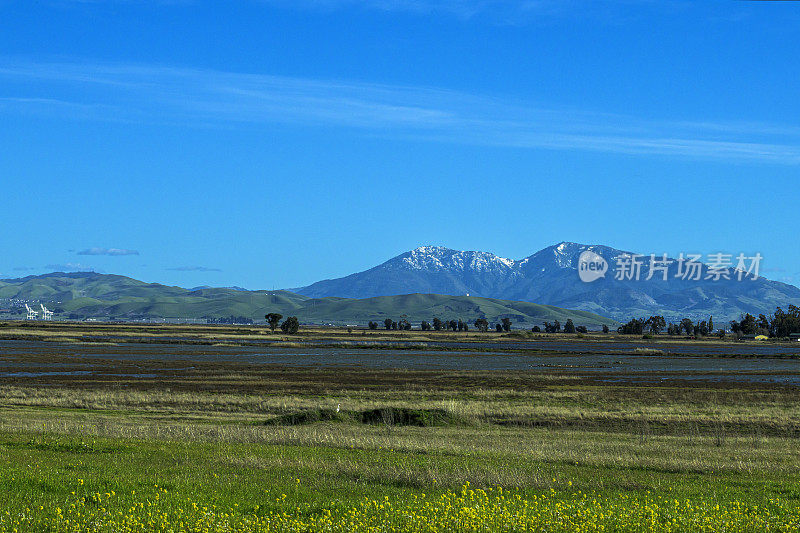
[
  {"left": 617, "top": 315, "right": 718, "bottom": 337},
  {"left": 614, "top": 305, "right": 800, "bottom": 339},
  {"left": 535, "top": 319, "right": 591, "bottom": 334},
  {"left": 364, "top": 317, "right": 599, "bottom": 334},
  {"left": 366, "top": 317, "right": 513, "bottom": 332},
  {"left": 728, "top": 305, "right": 800, "bottom": 338},
  {"left": 206, "top": 315, "right": 254, "bottom": 325},
  {"left": 263, "top": 304, "right": 800, "bottom": 339}
]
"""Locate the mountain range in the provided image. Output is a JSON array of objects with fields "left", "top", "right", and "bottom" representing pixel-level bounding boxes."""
[
  {"left": 2, "top": 242, "right": 797, "bottom": 324},
  {"left": 0, "top": 272, "right": 610, "bottom": 326},
  {"left": 295, "top": 242, "right": 800, "bottom": 321}
]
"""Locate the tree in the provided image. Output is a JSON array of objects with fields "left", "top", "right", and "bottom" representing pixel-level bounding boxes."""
[
  {"left": 771, "top": 305, "right": 800, "bottom": 338},
  {"left": 756, "top": 314, "right": 771, "bottom": 332},
  {"left": 457, "top": 319, "right": 465, "bottom": 332},
  {"left": 618, "top": 318, "right": 645, "bottom": 335},
  {"left": 602, "top": 324, "right": 610, "bottom": 334},
  {"left": 391, "top": 321, "right": 398, "bottom": 330},
  {"left": 280, "top": 316, "right": 300, "bottom": 334},
  {"left": 563, "top": 319, "right": 576, "bottom": 334},
  {"left": 495, "top": 324, "right": 503, "bottom": 332},
  {"left": 398, "top": 318, "right": 411, "bottom": 330},
  {"left": 265, "top": 313, "right": 283, "bottom": 333},
  {"left": 576, "top": 325, "right": 588, "bottom": 334},
  {"left": 474, "top": 318, "right": 489, "bottom": 332},
  {"left": 448, "top": 320, "right": 458, "bottom": 332},
  {"left": 739, "top": 314, "right": 756, "bottom": 335},
  {"left": 680, "top": 318, "right": 695, "bottom": 336},
  {"left": 432, "top": 318, "right": 444, "bottom": 331},
  {"left": 543, "top": 320, "right": 562, "bottom": 333},
  {"left": 646, "top": 316, "right": 666, "bottom": 335},
  {"left": 420, "top": 321, "right": 431, "bottom": 331},
  {"left": 531, "top": 325, "right": 541, "bottom": 333},
  {"left": 708, "top": 316, "right": 714, "bottom": 333},
  {"left": 368, "top": 321, "right": 378, "bottom": 330},
  {"left": 384, "top": 318, "right": 393, "bottom": 330},
  {"left": 501, "top": 318, "right": 512, "bottom": 332}
]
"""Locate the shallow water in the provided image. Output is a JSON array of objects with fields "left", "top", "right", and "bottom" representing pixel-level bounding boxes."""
[
  {"left": 1, "top": 340, "right": 799, "bottom": 386},
  {"left": 309, "top": 338, "right": 800, "bottom": 357}
]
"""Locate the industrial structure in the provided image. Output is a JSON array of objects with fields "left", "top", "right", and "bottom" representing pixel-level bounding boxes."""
[
  {"left": 24, "top": 304, "right": 39, "bottom": 320},
  {"left": 22, "top": 303, "right": 54, "bottom": 320},
  {"left": 40, "top": 304, "right": 54, "bottom": 320}
]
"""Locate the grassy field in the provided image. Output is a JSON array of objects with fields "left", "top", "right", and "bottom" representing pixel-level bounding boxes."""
[{"left": 0, "top": 326, "right": 799, "bottom": 531}]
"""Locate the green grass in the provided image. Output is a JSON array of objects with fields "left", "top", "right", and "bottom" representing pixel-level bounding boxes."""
[
  {"left": 1, "top": 423, "right": 799, "bottom": 531},
  {"left": 1, "top": 335, "right": 799, "bottom": 530}
]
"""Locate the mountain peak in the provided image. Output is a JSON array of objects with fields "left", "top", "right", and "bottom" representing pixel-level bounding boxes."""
[
  {"left": 407, "top": 245, "right": 456, "bottom": 256},
  {"left": 523, "top": 242, "right": 629, "bottom": 269},
  {"left": 546, "top": 241, "right": 605, "bottom": 254},
  {"left": 396, "top": 246, "right": 515, "bottom": 272},
  {"left": 294, "top": 242, "right": 800, "bottom": 320}
]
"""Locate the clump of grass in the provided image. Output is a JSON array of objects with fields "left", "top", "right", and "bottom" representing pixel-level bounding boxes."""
[
  {"left": 634, "top": 347, "right": 665, "bottom": 355},
  {"left": 265, "top": 407, "right": 467, "bottom": 427},
  {"left": 359, "top": 407, "right": 463, "bottom": 427},
  {"left": 267, "top": 341, "right": 305, "bottom": 348},
  {"left": 264, "top": 408, "right": 352, "bottom": 425}
]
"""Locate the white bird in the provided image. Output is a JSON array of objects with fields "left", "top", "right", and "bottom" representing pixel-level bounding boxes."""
[{"left": 336, "top": 404, "right": 340, "bottom": 413}]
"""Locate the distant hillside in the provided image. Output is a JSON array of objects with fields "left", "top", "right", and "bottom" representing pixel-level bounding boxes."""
[
  {"left": 295, "top": 243, "right": 800, "bottom": 321},
  {"left": 293, "top": 293, "right": 611, "bottom": 327},
  {"left": 0, "top": 272, "right": 612, "bottom": 327}
]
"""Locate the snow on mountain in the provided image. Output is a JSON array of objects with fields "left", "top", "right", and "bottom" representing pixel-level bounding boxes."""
[
  {"left": 396, "top": 246, "right": 517, "bottom": 273},
  {"left": 294, "top": 242, "right": 800, "bottom": 321}
]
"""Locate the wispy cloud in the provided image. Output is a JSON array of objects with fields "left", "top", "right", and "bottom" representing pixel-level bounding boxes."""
[
  {"left": 260, "top": 0, "right": 528, "bottom": 18},
  {"left": 52, "top": 0, "right": 642, "bottom": 19},
  {"left": 44, "top": 262, "right": 98, "bottom": 272},
  {"left": 77, "top": 247, "right": 139, "bottom": 256},
  {"left": 1, "top": 58, "right": 799, "bottom": 164},
  {"left": 167, "top": 266, "right": 222, "bottom": 272},
  {"left": 257, "top": 0, "right": 680, "bottom": 23}
]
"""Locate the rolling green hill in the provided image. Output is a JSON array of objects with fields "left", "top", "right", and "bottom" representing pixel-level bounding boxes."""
[
  {"left": 295, "top": 293, "right": 612, "bottom": 326},
  {"left": 0, "top": 272, "right": 613, "bottom": 327}
]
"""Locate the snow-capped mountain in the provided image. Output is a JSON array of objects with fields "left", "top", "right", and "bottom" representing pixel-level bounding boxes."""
[
  {"left": 398, "top": 246, "right": 516, "bottom": 273},
  {"left": 295, "top": 245, "right": 523, "bottom": 302},
  {"left": 294, "top": 242, "right": 800, "bottom": 321}
]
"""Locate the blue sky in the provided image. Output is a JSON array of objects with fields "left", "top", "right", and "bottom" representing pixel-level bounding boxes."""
[{"left": 1, "top": 0, "right": 798, "bottom": 289}]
